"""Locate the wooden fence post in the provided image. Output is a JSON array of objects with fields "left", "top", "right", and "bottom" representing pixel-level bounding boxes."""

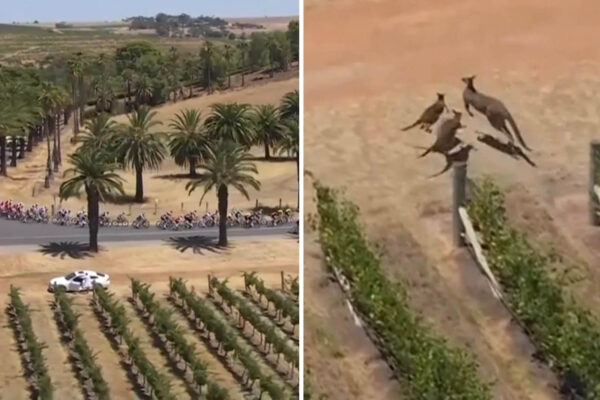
[
  {"left": 207, "top": 274, "right": 211, "bottom": 294},
  {"left": 255, "top": 199, "right": 259, "bottom": 209},
  {"left": 453, "top": 162, "right": 467, "bottom": 247},
  {"left": 279, "top": 198, "right": 282, "bottom": 209},
  {"left": 281, "top": 271, "right": 285, "bottom": 290},
  {"left": 590, "top": 140, "right": 600, "bottom": 225}
]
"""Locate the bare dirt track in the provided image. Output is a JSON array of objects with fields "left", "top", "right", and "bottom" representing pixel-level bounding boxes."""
[{"left": 304, "top": 0, "right": 600, "bottom": 398}]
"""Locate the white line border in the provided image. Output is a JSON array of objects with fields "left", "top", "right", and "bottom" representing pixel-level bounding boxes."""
[{"left": 298, "top": 0, "right": 305, "bottom": 397}]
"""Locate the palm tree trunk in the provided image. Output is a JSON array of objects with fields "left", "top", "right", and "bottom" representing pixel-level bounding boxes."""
[
  {"left": 87, "top": 187, "right": 99, "bottom": 252},
  {"left": 78, "top": 76, "right": 85, "bottom": 127},
  {"left": 264, "top": 142, "right": 270, "bottom": 159},
  {"left": 0, "top": 136, "right": 6, "bottom": 176},
  {"left": 135, "top": 164, "right": 144, "bottom": 203},
  {"left": 72, "top": 79, "right": 80, "bottom": 135},
  {"left": 27, "top": 128, "right": 34, "bottom": 152},
  {"left": 189, "top": 158, "right": 196, "bottom": 176},
  {"left": 127, "top": 81, "right": 132, "bottom": 112},
  {"left": 218, "top": 184, "right": 228, "bottom": 246},
  {"left": 241, "top": 71, "right": 245, "bottom": 87},
  {"left": 10, "top": 137, "right": 17, "bottom": 167},
  {"left": 52, "top": 118, "right": 59, "bottom": 173},
  {"left": 296, "top": 155, "right": 299, "bottom": 209},
  {"left": 19, "top": 137, "right": 25, "bottom": 159},
  {"left": 228, "top": 72, "right": 231, "bottom": 89},
  {"left": 46, "top": 119, "right": 53, "bottom": 180},
  {"left": 56, "top": 113, "right": 62, "bottom": 165}
]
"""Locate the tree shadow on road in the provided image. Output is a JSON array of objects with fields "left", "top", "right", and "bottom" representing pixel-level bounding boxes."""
[
  {"left": 38, "top": 241, "right": 92, "bottom": 259},
  {"left": 165, "top": 236, "right": 222, "bottom": 255}
]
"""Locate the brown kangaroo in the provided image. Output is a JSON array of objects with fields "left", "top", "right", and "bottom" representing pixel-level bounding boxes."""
[
  {"left": 402, "top": 93, "right": 449, "bottom": 133},
  {"left": 462, "top": 75, "right": 531, "bottom": 151},
  {"left": 430, "top": 143, "right": 476, "bottom": 177},
  {"left": 419, "top": 110, "right": 464, "bottom": 158}
]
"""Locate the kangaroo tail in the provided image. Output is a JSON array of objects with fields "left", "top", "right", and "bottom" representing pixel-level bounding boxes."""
[
  {"left": 506, "top": 113, "right": 532, "bottom": 151},
  {"left": 418, "top": 146, "right": 432, "bottom": 158},
  {"left": 402, "top": 120, "right": 420, "bottom": 131}
]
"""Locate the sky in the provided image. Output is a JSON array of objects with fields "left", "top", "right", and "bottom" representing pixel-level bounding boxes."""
[{"left": 0, "top": 0, "right": 299, "bottom": 23}]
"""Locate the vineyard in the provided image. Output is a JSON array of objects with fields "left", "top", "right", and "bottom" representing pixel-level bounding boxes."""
[{"left": 2, "top": 272, "right": 298, "bottom": 400}]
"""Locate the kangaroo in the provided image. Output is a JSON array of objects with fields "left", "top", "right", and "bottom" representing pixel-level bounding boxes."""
[
  {"left": 462, "top": 75, "right": 531, "bottom": 151},
  {"left": 430, "top": 143, "right": 476, "bottom": 178},
  {"left": 402, "top": 93, "right": 449, "bottom": 133},
  {"left": 419, "top": 110, "right": 464, "bottom": 158}
]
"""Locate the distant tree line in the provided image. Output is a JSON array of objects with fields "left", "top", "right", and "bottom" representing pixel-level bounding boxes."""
[{"left": 125, "top": 13, "right": 232, "bottom": 38}]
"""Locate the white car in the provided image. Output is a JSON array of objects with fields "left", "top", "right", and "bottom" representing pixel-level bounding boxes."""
[{"left": 48, "top": 270, "right": 110, "bottom": 292}]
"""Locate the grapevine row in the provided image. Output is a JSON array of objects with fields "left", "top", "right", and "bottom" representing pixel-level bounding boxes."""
[
  {"left": 92, "top": 286, "right": 176, "bottom": 400},
  {"left": 468, "top": 179, "right": 600, "bottom": 398},
  {"left": 242, "top": 272, "right": 299, "bottom": 333},
  {"left": 312, "top": 181, "right": 492, "bottom": 399},
  {"left": 211, "top": 277, "right": 298, "bottom": 380},
  {"left": 130, "top": 278, "right": 231, "bottom": 399},
  {"left": 7, "top": 286, "right": 54, "bottom": 400},
  {"left": 53, "top": 289, "right": 109, "bottom": 399},
  {"left": 169, "top": 277, "right": 288, "bottom": 400}
]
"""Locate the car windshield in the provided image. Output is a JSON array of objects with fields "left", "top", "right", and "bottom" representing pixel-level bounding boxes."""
[{"left": 65, "top": 272, "right": 76, "bottom": 280}]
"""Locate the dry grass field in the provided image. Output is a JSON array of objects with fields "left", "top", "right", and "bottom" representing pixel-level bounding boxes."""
[
  {"left": 0, "top": 77, "right": 299, "bottom": 218},
  {"left": 304, "top": 0, "right": 600, "bottom": 398},
  {"left": 0, "top": 237, "right": 298, "bottom": 399},
  {"left": 0, "top": 16, "right": 296, "bottom": 62}
]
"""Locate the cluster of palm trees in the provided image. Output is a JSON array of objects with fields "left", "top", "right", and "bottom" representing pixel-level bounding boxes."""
[
  {"left": 0, "top": 67, "right": 72, "bottom": 185},
  {"left": 59, "top": 89, "right": 299, "bottom": 252}
]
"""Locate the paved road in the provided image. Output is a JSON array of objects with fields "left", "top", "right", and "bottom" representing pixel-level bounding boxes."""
[{"left": 0, "top": 219, "right": 295, "bottom": 246}]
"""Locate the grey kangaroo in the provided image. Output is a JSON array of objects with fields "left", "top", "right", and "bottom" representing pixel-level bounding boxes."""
[
  {"left": 419, "top": 110, "right": 464, "bottom": 158},
  {"left": 462, "top": 75, "right": 531, "bottom": 151},
  {"left": 402, "top": 93, "right": 449, "bottom": 133}
]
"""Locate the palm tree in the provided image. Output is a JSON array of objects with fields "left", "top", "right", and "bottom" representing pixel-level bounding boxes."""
[
  {"left": 204, "top": 103, "right": 255, "bottom": 147},
  {"left": 186, "top": 141, "right": 260, "bottom": 246},
  {"left": 277, "top": 119, "right": 299, "bottom": 208},
  {"left": 168, "top": 109, "right": 210, "bottom": 176},
  {"left": 236, "top": 41, "right": 249, "bottom": 87},
  {"left": 223, "top": 44, "right": 233, "bottom": 89},
  {"left": 121, "top": 68, "right": 136, "bottom": 112},
  {"left": 115, "top": 106, "right": 166, "bottom": 202},
  {"left": 52, "top": 87, "right": 70, "bottom": 169},
  {"left": 60, "top": 152, "right": 124, "bottom": 252},
  {"left": 267, "top": 37, "right": 280, "bottom": 78},
  {"left": 67, "top": 53, "right": 85, "bottom": 135},
  {"left": 135, "top": 74, "right": 153, "bottom": 107},
  {"left": 38, "top": 82, "right": 62, "bottom": 182},
  {"left": 201, "top": 41, "right": 215, "bottom": 94},
  {"left": 280, "top": 90, "right": 299, "bottom": 121},
  {"left": 252, "top": 104, "right": 283, "bottom": 159},
  {"left": 77, "top": 114, "right": 118, "bottom": 155}
]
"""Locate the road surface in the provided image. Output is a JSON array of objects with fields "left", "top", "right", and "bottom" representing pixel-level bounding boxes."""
[{"left": 0, "top": 219, "right": 295, "bottom": 246}]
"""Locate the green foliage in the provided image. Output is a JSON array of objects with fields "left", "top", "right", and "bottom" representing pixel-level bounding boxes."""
[
  {"left": 243, "top": 272, "right": 299, "bottom": 329},
  {"left": 468, "top": 178, "right": 600, "bottom": 398},
  {"left": 8, "top": 286, "right": 54, "bottom": 399},
  {"left": 169, "top": 278, "right": 287, "bottom": 399},
  {"left": 53, "top": 289, "right": 109, "bottom": 399},
  {"left": 131, "top": 279, "right": 230, "bottom": 397},
  {"left": 167, "top": 108, "right": 210, "bottom": 173},
  {"left": 312, "top": 181, "right": 492, "bottom": 400},
  {"left": 93, "top": 286, "right": 176, "bottom": 399},
  {"left": 211, "top": 277, "right": 299, "bottom": 370},
  {"left": 205, "top": 103, "right": 255, "bottom": 146}
]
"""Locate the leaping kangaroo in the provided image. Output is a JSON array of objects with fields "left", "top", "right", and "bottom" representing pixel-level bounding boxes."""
[
  {"left": 419, "top": 110, "right": 465, "bottom": 158},
  {"left": 462, "top": 75, "right": 531, "bottom": 151},
  {"left": 402, "top": 93, "right": 449, "bottom": 133}
]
